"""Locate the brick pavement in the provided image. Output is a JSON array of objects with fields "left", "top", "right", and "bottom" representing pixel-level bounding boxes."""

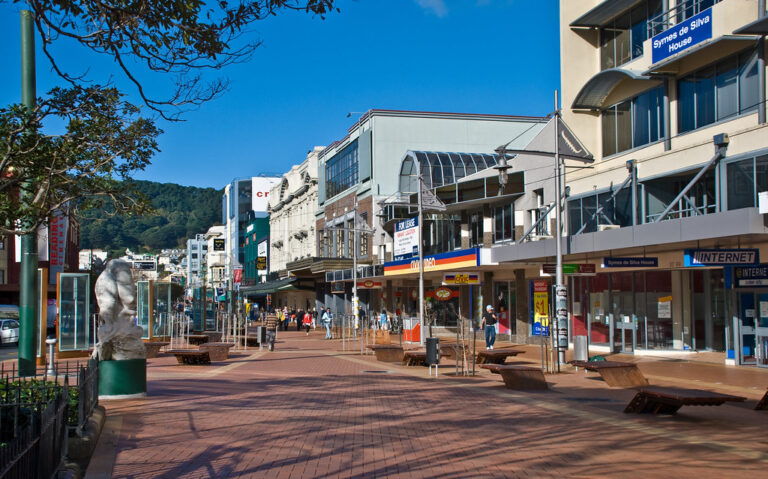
[{"left": 86, "top": 331, "right": 768, "bottom": 478}]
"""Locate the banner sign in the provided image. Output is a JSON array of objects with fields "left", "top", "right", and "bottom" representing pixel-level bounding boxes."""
[
  {"left": 132, "top": 261, "right": 156, "bottom": 271},
  {"left": 603, "top": 257, "right": 659, "bottom": 268},
  {"left": 393, "top": 217, "right": 418, "bottom": 261},
  {"left": 384, "top": 248, "right": 480, "bottom": 276},
  {"left": 213, "top": 238, "right": 225, "bottom": 251},
  {"left": 251, "top": 177, "right": 280, "bottom": 214},
  {"left": 48, "top": 214, "right": 68, "bottom": 281},
  {"left": 651, "top": 7, "right": 712, "bottom": 64},
  {"left": 532, "top": 280, "right": 549, "bottom": 336},
  {"left": 426, "top": 287, "right": 459, "bottom": 301},
  {"left": 542, "top": 263, "right": 596, "bottom": 276},
  {"left": 726, "top": 265, "right": 768, "bottom": 288},
  {"left": 684, "top": 249, "right": 759, "bottom": 267},
  {"left": 356, "top": 280, "right": 383, "bottom": 289},
  {"left": 256, "top": 256, "right": 267, "bottom": 270},
  {"left": 443, "top": 272, "right": 480, "bottom": 285},
  {"left": 233, "top": 267, "right": 243, "bottom": 285}
]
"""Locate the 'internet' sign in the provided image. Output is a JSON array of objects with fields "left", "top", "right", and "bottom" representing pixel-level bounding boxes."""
[{"left": 651, "top": 8, "right": 713, "bottom": 64}]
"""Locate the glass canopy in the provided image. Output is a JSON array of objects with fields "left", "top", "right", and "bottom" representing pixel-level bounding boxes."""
[{"left": 399, "top": 151, "right": 503, "bottom": 193}]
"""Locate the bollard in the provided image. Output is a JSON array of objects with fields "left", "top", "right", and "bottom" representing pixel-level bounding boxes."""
[{"left": 46, "top": 337, "right": 57, "bottom": 376}]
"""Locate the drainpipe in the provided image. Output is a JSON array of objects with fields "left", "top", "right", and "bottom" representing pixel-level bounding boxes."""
[
  {"left": 758, "top": 0, "right": 766, "bottom": 124},
  {"left": 663, "top": 78, "right": 672, "bottom": 150}
]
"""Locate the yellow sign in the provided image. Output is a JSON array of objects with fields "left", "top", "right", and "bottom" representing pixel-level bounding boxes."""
[
  {"left": 443, "top": 272, "right": 481, "bottom": 285},
  {"left": 534, "top": 292, "right": 549, "bottom": 327},
  {"left": 658, "top": 295, "right": 673, "bottom": 303}
]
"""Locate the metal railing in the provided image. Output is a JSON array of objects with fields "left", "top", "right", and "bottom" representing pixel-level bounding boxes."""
[{"left": 648, "top": 0, "right": 721, "bottom": 38}]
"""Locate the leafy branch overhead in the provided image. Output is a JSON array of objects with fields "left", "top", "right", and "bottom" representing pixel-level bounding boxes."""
[
  {"left": 0, "top": 85, "right": 161, "bottom": 236},
  {"left": 20, "top": 0, "right": 338, "bottom": 120}
]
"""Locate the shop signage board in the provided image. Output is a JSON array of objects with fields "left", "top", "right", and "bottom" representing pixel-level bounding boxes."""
[
  {"left": 542, "top": 263, "right": 596, "bottom": 276},
  {"left": 684, "top": 249, "right": 759, "bottom": 267},
  {"left": 651, "top": 7, "right": 712, "bottom": 64},
  {"left": 427, "top": 287, "right": 459, "bottom": 301},
  {"left": 603, "top": 257, "right": 658, "bottom": 268},
  {"left": 393, "top": 217, "right": 418, "bottom": 261},
  {"left": 384, "top": 248, "right": 480, "bottom": 276},
  {"left": 213, "top": 238, "right": 225, "bottom": 251},
  {"left": 657, "top": 295, "right": 672, "bottom": 319},
  {"left": 443, "top": 272, "right": 480, "bottom": 285},
  {"left": 726, "top": 264, "right": 768, "bottom": 288},
  {"left": 356, "top": 280, "right": 383, "bottom": 289},
  {"left": 531, "top": 280, "right": 549, "bottom": 336}
]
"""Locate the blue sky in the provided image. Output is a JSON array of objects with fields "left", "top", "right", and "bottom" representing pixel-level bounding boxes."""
[{"left": 0, "top": 0, "right": 560, "bottom": 188}]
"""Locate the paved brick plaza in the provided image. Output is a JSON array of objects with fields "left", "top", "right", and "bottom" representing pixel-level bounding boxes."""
[{"left": 86, "top": 332, "right": 768, "bottom": 478}]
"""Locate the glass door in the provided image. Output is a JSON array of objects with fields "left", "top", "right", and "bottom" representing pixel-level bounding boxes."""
[
  {"left": 756, "top": 293, "right": 768, "bottom": 368},
  {"left": 738, "top": 292, "right": 757, "bottom": 365}
]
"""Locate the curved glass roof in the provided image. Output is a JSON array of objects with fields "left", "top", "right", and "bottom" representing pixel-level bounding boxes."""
[{"left": 399, "top": 151, "right": 502, "bottom": 193}]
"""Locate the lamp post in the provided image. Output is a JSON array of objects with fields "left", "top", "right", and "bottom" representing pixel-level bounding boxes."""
[{"left": 553, "top": 91, "right": 568, "bottom": 366}]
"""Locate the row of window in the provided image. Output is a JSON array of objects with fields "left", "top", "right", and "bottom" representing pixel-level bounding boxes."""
[
  {"left": 325, "top": 140, "right": 359, "bottom": 199},
  {"left": 601, "top": 49, "right": 759, "bottom": 158},
  {"left": 600, "top": 0, "right": 663, "bottom": 70}
]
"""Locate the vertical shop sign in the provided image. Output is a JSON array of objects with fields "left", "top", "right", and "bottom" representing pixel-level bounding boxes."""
[{"left": 532, "top": 280, "right": 549, "bottom": 336}]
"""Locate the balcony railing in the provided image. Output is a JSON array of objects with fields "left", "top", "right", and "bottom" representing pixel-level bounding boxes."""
[{"left": 648, "top": 0, "right": 721, "bottom": 38}]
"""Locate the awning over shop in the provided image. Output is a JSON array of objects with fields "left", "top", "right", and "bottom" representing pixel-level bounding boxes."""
[
  {"left": 239, "top": 277, "right": 296, "bottom": 295},
  {"left": 572, "top": 68, "right": 653, "bottom": 110},
  {"left": 570, "top": 0, "right": 645, "bottom": 28},
  {"left": 734, "top": 15, "right": 768, "bottom": 35},
  {"left": 643, "top": 35, "right": 761, "bottom": 75}
]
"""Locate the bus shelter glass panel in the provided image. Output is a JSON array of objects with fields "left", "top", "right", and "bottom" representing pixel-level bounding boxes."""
[
  {"left": 58, "top": 273, "right": 90, "bottom": 351},
  {"left": 205, "top": 288, "right": 216, "bottom": 330},
  {"left": 192, "top": 288, "right": 203, "bottom": 331},
  {"left": 153, "top": 282, "right": 171, "bottom": 337},
  {"left": 137, "top": 281, "right": 150, "bottom": 339}
]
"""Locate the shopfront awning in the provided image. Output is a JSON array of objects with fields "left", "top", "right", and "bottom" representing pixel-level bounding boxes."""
[
  {"left": 643, "top": 35, "right": 761, "bottom": 75},
  {"left": 570, "top": 0, "right": 645, "bottom": 28},
  {"left": 239, "top": 277, "right": 296, "bottom": 295},
  {"left": 734, "top": 15, "right": 768, "bottom": 35},
  {"left": 572, "top": 69, "right": 653, "bottom": 110}
]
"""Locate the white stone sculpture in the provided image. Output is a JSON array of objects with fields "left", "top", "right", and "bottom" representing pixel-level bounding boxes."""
[{"left": 93, "top": 260, "right": 146, "bottom": 360}]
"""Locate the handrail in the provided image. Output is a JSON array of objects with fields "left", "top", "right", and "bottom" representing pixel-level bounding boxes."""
[{"left": 647, "top": 0, "right": 722, "bottom": 38}]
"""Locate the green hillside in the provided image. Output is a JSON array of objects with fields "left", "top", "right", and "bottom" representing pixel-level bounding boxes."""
[{"left": 79, "top": 180, "right": 223, "bottom": 254}]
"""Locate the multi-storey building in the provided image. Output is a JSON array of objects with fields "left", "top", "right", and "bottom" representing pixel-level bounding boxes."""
[
  {"left": 186, "top": 234, "right": 207, "bottom": 288},
  {"left": 537, "top": 0, "right": 768, "bottom": 364},
  {"left": 204, "top": 225, "right": 226, "bottom": 291}
]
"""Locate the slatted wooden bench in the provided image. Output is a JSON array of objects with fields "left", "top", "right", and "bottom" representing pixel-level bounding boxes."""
[
  {"left": 370, "top": 345, "right": 405, "bottom": 363},
  {"left": 755, "top": 388, "right": 768, "bottom": 410},
  {"left": 481, "top": 364, "right": 548, "bottom": 390},
  {"left": 403, "top": 351, "right": 427, "bottom": 366},
  {"left": 624, "top": 386, "right": 746, "bottom": 415},
  {"left": 168, "top": 349, "right": 211, "bottom": 365},
  {"left": 187, "top": 334, "right": 210, "bottom": 346},
  {"left": 570, "top": 360, "right": 649, "bottom": 387},
  {"left": 198, "top": 342, "right": 234, "bottom": 361},
  {"left": 144, "top": 341, "right": 169, "bottom": 359},
  {"left": 476, "top": 349, "right": 525, "bottom": 365}
]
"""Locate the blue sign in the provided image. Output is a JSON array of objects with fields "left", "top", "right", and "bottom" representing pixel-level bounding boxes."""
[
  {"left": 651, "top": 8, "right": 712, "bottom": 64},
  {"left": 684, "top": 249, "right": 759, "bottom": 267},
  {"left": 395, "top": 217, "right": 417, "bottom": 232},
  {"left": 603, "top": 257, "right": 658, "bottom": 268},
  {"left": 725, "top": 265, "right": 768, "bottom": 288}
]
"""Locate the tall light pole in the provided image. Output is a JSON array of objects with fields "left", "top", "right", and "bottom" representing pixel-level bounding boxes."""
[
  {"left": 417, "top": 175, "right": 425, "bottom": 346},
  {"left": 553, "top": 91, "right": 568, "bottom": 366}
]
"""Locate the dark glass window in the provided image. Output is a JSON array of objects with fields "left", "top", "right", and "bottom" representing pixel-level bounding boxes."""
[
  {"left": 678, "top": 50, "right": 759, "bottom": 133},
  {"left": 602, "top": 86, "right": 665, "bottom": 157},
  {"left": 727, "top": 155, "right": 768, "bottom": 210},
  {"left": 325, "top": 140, "right": 359, "bottom": 199},
  {"left": 493, "top": 204, "right": 514, "bottom": 243},
  {"left": 600, "top": 0, "right": 662, "bottom": 69}
]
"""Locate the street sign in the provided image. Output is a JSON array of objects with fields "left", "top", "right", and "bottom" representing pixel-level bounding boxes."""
[
  {"left": 651, "top": 7, "right": 712, "bottom": 64},
  {"left": 542, "top": 263, "right": 595, "bottom": 276},
  {"left": 603, "top": 257, "right": 658, "bottom": 268}
]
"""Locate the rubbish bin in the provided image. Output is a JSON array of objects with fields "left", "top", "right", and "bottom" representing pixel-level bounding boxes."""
[
  {"left": 256, "top": 326, "right": 266, "bottom": 344},
  {"left": 574, "top": 335, "right": 588, "bottom": 362},
  {"left": 426, "top": 337, "right": 440, "bottom": 365}
]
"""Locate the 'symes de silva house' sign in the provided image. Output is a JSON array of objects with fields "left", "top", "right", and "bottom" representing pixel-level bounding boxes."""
[{"left": 651, "top": 7, "right": 712, "bottom": 64}]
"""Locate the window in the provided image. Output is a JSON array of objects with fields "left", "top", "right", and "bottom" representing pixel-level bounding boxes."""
[
  {"left": 600, "top": 0, "right": 662, "bottom": 70},
  {"left": 359, "top": 213, "right": 369, "bottom": 257},
  {"left": 727, "top": 155, "right": 768, "bottom": 210},
  {"left": 678, "top": 50, "right": 758, "bottom": 133},
  {"left": 325, "top": 140, "right": 359, "bottom": 199},
  {"left": 602, "top": 86, "right": 665, "bottom": 157},
  {"left": 469, "top": 212, "right": 483, "bottom": 247},
  {"left": 347, "top": 219, "right": 354, "bottom": 257},
  {"left": 494, "top": 204, "right": 514, "bottom": 243},
  {"left": 0, "top": 239, "right": 5, "bottom": 250},
  {"left": 0, "top": 270, "right": 4, "bottom": 284}
]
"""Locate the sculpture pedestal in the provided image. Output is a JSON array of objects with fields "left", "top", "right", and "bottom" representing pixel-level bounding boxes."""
[{"left": 99, "top": 358, "right": 147, "bottom": 399}]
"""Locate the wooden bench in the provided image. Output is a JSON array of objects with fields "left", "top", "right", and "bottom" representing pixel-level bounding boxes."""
[
  {"left": 570, "top": 360, "right": 648, "bottom": 387},
  {"left": 203, "top": 332, "right": 222, "bottom": 342},
  {"left": 370, "top": 345, "right": 405, "bottom": 363},
  {"left": 240, "top": 335, "right": 261, "bottom": 347},
  {"left": 198, "top": 342, "right": 234, "bottom": 361},
  {"left": 403, "top": 351, "right": 427, "bottom": 366},
  {"left": 481, "top": 364, "right": 548, "bottom": 390},
  {"left": 755, "top": 388, "right": 768, "bottom": 410},
  {"left": 624, "top": 386, "right": 746, "bottom": 415},
  {"left": 187, "top": 334, "right": 210, "bottom": 346},
  {"left": 144, "top": 341, "right": 169, "bottom": 359},
  {"left": 476, "top": 349, "right": 525, "bottom": 365},
  {"left": 168, "top": 349, "right": 211, "bottom": 365}
]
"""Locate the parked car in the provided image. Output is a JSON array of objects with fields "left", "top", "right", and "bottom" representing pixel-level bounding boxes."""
[{"left": 0, "top": 305, "right": 20, "bottom": 346}]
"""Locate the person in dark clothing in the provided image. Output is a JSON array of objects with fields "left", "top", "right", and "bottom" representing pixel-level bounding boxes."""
[
  {"left": 481, "top": 305, "right": 498, "bottom": 350},
  {"left": 296, "top": 310, "right": 303, "bottom": 331},
  {"left": 265, "top": 313, "right": 279, "bottom": 351}
]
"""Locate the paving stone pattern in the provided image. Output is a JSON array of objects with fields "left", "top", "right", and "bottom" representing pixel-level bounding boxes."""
[{"left": 93, "top": 332, "right": 768, "bottom": 478}]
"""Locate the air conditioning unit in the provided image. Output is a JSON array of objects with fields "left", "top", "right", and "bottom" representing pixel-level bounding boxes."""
[{"left": 598, "top": 224, "right": 620, "bottom": 231}]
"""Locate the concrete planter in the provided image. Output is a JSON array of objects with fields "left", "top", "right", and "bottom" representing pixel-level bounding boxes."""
[{"left": 98, "top": 359, "right": 147, "bottom": 398}]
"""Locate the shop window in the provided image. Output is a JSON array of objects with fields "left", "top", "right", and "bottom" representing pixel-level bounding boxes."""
[
  {"left": 678, "top": 50, "right": 758, "bottom": 133},
  {"left": 494, "top": 204, "right": 514, "bottom": 243},
  {"left": 602, "top": 86, "right": 664, "bottom": 157},
  {"left": 600, "top": 0, "right": 662, "bottom": 70},
  {"left": 325, "top": 140, "right": 359, "bottom": 199}
]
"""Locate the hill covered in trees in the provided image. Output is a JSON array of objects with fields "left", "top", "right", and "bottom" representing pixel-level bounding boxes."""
[{"left": 79, "top": 180, "right": 223, "bottom": 254}]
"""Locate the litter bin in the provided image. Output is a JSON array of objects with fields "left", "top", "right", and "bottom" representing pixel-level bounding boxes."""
[
  {"left": 256, "top": 326, "right": 267, "bottom": 344},
  {"left": 574, "top": 335, "right": 588, "bottom": 362},
  {"left": 426, "top": 337, "right": 440, "bottom": 365}
]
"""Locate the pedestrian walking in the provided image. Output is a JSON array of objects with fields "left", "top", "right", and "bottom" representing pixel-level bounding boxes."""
[
  {"left": 322, "top": 308, "right": 333, "bottom": 339},
  {"left": 379, "top": 309, "right": 388, "bottom": 331},
  {"left": 481, "top": 305, "right": 498, "bottom": 350},
  {"left": 303, "top": 311, "right": 312, "bottom": 335},
  {"left": 265, "top": 313, "right": 279, "bottom": 351},
  {"left": 296, "top": 309, "right": 303, "bottom": 331}
]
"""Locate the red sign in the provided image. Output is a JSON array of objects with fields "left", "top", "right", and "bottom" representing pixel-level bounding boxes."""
[
  {"left": 431, "top": 287, "right": 458, "bottom": 301},
  {"left": 356, "top": 280, "right": 382, "bottom": 289},
  {"left": 233, "top": 268, "right": 243, "bottom": 285},
  {"left": 533, "top": 280, "right": 549, "bottom": 293}
]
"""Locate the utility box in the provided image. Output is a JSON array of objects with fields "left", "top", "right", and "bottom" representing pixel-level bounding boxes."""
[{"left": 426, "top": 337, "right": 440, "bottom": 365}]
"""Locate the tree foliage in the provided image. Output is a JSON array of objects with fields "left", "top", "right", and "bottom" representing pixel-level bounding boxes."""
[
  {"left": 79, "top": 180, "right": 223, "bottom": 252},
  {"left": 0, "top": 85, "right": 160, "bottom": 236},
  {"left": 19, "top": 0, "right": 337, "bottom": 120}
]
